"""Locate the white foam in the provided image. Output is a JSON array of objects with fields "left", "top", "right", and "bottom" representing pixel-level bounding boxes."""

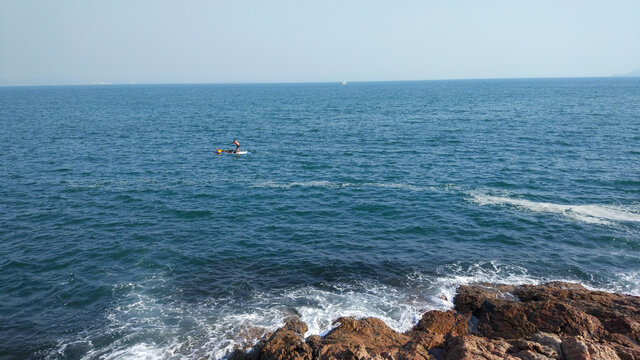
[
  {"left": 470, "top": 193, "right": 640, "bottom": 225},
  {"left": 251, "top": 180, "right": 433, "bottom": 192},
  {"left": 279, "top": 284, "right": 429, "bottom": 336},
  {"left": 51, "top": 261, "right": 640, "bottom": 360},
  {"left": 51, "top": 278, "right": 442, "bottom": 359},
  {"left": 610, "top": 272, "right": 640, "bottom": 296},
  {"left": 362, "top": 182, "right": 425, "bottom": 192},
  {"left": 251, "top": 180, "right": 339, "bottom": 189},
  {"left": 92, "top": 343, "right": 170, "bottom": 360}
]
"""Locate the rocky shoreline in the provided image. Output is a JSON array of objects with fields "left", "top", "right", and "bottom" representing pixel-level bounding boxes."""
[{"left": 229, "top": 282, "right": 640, "bottom": 360}]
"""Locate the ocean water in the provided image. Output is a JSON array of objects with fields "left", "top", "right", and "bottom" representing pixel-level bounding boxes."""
[{"left": 1, "top": 78, "right": 639, "bottom": 359}]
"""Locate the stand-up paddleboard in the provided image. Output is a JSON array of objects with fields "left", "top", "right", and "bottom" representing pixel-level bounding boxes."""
[{"left": 215, "top": 149, "right": 250, "bottom": 155}]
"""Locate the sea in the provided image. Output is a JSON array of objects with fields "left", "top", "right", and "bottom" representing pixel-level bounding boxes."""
[{"left": 1, "top": 78, "right": 639, "bottom": 359}]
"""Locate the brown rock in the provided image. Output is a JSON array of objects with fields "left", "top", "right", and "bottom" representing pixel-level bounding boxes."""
[
  {"left": 561, "top": 336, "right": 621, "bottom": 360},
  {"left": 514, "top": 349, "right": 555, "bottom": 360},
  {"left": 455, "top": 283, "right": 607, "bottom": 340},
  {"left": 525, "top": 301, "right": 605, "bottom": 338},
  {"left": 411, "top": 310, "right": 469, "bottom": 338},
  {"left": 514, "top": 283, "right": 639, "bottom": 319},
  {"left": 318, "top": 317, "right": 409, "bottom": 359},
  {"left": 444, "top": 335, "right": 518, "bottom": 360},
  {"left": 283, "top": 316, "right": 309, "bottom": 336},
  {"left": 508, "top": 339, "right": 559, "bottom": 359},
  {"left": 561, "top": 337, "right": 590, "bottom": 359},
  {"left": 306, "top": 334, "right": 323, "bottom": 355},
  {"left": 323, "top": 317, "right": 409, "bottom": 347},
  {"left": 612, "top": 343, "right": 640, "bottom": 360},
  {"left": 397, "top": 309, "right": 471, "bottom": 359},
  {"left": 232, "top": 283, "right": 640, "bottom": 360},
  {"left": 475, "top": 301, "right": 535, "bottom": 339},
  {"left": 249, "top": 316, "right": 312, "bottom": 360},
  {"left": 514, "top": 282, "right": 640, "bottom": 334},
  {"left": 606, "top": 332, "right": 640, "bottom": 351},
  {"left": 408, "top": 332, "right": 447, "bottom": 351},
  {"left": 453, "top": 284, "right": 517, "bottom": 315},
  {"left": 529, "top": 332, "right": 562, "bottom": 358},
  {"left": 604, "top": 318, "right": 640, "bottom": 344},
  {"left": 397, "top": 341, "right": 436, "bottom": 360}
]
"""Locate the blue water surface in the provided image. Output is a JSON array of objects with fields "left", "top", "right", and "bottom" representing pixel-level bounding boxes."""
[{"left": 1, "top": 78, "right": 639, "bottom": 359}]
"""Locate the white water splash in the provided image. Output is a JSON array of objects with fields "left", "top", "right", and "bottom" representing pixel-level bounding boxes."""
[{"left": 51, "top": 261, "right": 640, "bottom": 360}]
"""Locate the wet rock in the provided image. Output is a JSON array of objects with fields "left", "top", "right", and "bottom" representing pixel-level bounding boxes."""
[
  {"left": 248, "top": 316, "right": 312, "bottom": 360},
  {"left": 452, "top": 284, "right": 516, "bottom": 315},
  {"left": 233, "top": 283, "right": 640, "bottom": 360},
  {"left": 282, "top": 316, "right": 309, "bottom": 336},
  {"left": 306, "top": 334, "right": 323, "bottom": 357}
]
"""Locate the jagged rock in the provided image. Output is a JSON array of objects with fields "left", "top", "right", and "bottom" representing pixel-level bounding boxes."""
[
  {"left": 232, "top": 283, "right": 640, "bottom": 360},
  {"left": 612, "top": 343, "right": 640, "bottom": 360},
  {"left": 515, "top": 350, "right": 555, "bottom": 360},
  {"left": 513, "top": 283, "right": 640, "bottom": 337},
  {"left": 561, "top": 336, "right": 621, "bottom": 360},
  {"left": 455, "top": 284, "right": 607, "bottom": 339},
  {"left": 445, "top": 335, "right": 563, "bottom": 360},
  {"left": 306, "top": 335, "right": 323, "bottom": 358},
  {"left": 397, "top": 341, "right": 436, "bottom": 360},
  {"left": 444, "top": 335, "right": 518, "bottom": 360},
  {"left": 249, "top": 316, "right": 312, "bottom": 360},
  {"left": 529, "top": 332, "right": 562, "bottom": 358},
  {"left": 452, "top": 284, "right": 516, "bottom": 315},
  {"left": 603, "top": 318, "right": 640, "bottom": 344},
  {"left": 508, "top": 339, "right": 559, "bottom": 359},
  {"left": 317, "top": 317, "right": 409, "bottom": 359},
  {"left": 411, "top": 310, "right": 469, "bottom": 338},
  {"left": 513, "top": 283, "right": 640, "bottom": 321},
  {"left": 526, "top": 301, "right": 605, "bottom": 338},
  {"left": 395, "top": 309, "right": 471, "bottom": 358}
]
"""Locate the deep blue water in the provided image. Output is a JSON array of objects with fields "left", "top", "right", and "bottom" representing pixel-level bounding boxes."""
[{"left": 1, "top": 78, "right": 639, "bottom": 359}]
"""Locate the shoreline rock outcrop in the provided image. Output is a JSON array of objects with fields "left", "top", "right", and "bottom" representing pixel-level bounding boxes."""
[{"left": 230, "top": 282, "right": 640, "bottom": 360}]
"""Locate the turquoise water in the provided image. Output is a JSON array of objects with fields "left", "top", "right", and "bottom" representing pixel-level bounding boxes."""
[{"left": 1, "top": 78, "right": 639, "bottom": 359}]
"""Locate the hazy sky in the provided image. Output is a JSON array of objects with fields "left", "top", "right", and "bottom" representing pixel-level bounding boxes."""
[{"left": 1, "top": 0, "right": 639, "bottom": 85}]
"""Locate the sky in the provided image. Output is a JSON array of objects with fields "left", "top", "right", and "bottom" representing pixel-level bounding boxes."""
[{"left": 0, "top": 0, "right": 639, "bottom": 85}]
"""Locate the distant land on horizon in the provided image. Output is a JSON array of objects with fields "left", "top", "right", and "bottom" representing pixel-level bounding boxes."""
[{"left": 612, "top": 68, "right": 640, "bottom": 77}]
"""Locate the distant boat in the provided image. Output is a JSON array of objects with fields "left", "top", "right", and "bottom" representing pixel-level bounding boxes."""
[{"left": 342, "top": 80, "right": 347, "bottom": 85}]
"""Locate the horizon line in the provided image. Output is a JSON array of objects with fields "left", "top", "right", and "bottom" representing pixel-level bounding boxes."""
[{"left": 0, "top": 74, "right": 638, "bottom": 88}]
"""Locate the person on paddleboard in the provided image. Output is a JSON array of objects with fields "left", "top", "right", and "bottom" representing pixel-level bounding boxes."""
[{"left": 215, "top": 139, "right": 242, "bottom": 155}]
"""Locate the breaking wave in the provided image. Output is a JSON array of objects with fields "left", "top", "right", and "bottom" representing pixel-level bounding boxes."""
[{"left": 49, "top": 261, "right": 638, "bottom": 360}]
